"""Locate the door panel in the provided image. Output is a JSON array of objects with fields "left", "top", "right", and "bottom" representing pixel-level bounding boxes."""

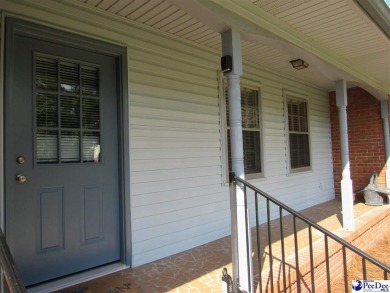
[
  {"left": 5, "top": 25, "right": 121, "bottom": 286},
  {"left": 38, "top": 187, "right": 64, "bottom": 251}
]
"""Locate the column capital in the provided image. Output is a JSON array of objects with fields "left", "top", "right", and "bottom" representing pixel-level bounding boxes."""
[
  {"left": 381, "top": 100, "right": 389, "bottom": 119},
  {"left": 335, "top": 79, "right": 348, "bottom": 107},
  {"left": 221, "top": 28, "right": 243, "bottom": 76}
]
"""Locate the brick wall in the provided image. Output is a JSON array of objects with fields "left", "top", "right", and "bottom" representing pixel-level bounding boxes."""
[
  {"left": 329, "top": 87, "right": 388, "bottom": 199},
  {"left": 281, "top": 206, "right": 390, "bottom": 292}
]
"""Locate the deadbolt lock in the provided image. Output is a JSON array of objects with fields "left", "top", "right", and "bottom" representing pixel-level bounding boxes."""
[{"left": 16, "top": 156, "right": 26, "bottom": 164}]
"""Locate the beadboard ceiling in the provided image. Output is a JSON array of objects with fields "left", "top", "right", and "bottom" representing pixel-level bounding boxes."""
[{"left": 77, "top": 0, "right": 390, "bottom": 98}]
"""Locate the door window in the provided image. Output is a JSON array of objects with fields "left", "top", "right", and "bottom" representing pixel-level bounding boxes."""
[{"left": 35, "top": 55, "right": 101, "bottom": 164}]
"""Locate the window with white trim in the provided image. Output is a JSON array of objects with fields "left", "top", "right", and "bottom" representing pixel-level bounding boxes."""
[
  {"left": 226, "top": 86, "right": 262, "bottom": 176},
  {"left": 286, "top": 96, "right": 311, "bottom": 171}
]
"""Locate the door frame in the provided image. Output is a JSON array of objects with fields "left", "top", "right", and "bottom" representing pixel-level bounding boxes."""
[{"left": 1, "top": 16, "right": 131, "bottom": 282}]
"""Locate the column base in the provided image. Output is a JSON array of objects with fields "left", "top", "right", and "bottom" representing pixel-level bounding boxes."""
[
  {"left": 386, "top": 168, "right": 390, "bottom": 189},
  {"left": 341, "top": 178, "right": 355, "bottom": 231}
]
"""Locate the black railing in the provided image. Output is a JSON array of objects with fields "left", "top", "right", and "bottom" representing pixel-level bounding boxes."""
[
  {"left": 232, "top": 175, "right": 390, "bottom": 292},
  {"left": 0, "top": 228, "right": 26, "bottom": 293}
]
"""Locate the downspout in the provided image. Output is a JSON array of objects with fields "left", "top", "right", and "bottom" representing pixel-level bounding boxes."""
[
  {"left": 380, "top": 100, "right": 390, "bottom": 188},
  {"left": 222, "top": 28, "right": 253, "bottom": 293}
]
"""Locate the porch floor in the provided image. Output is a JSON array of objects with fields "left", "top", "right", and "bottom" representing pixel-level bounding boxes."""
[{"left": 53, "top": 199, "right": 390, "bottom": 293}]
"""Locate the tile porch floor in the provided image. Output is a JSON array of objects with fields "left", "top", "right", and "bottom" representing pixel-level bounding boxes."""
[{"left": 54, "top": 199, "right": 390, "bottom": 293}]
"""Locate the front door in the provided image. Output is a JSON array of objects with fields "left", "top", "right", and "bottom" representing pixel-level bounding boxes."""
[{"left": 5, "top": 20, "right": 122, "bottom": 286}]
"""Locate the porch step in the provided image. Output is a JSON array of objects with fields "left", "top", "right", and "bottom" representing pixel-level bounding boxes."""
[{"left": 256, "top": 204, "right": 390, "bottom": 293}]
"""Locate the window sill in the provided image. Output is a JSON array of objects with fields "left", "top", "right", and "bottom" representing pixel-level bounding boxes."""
[
  {"left": 222, "top": 173, "right": 265, "bottom": 186},
  {"left": 246, "top": 173, "right": 265, "bottom": 181},
  {"left": 288, "top": 167, "right": 312, "bottom": 176}
]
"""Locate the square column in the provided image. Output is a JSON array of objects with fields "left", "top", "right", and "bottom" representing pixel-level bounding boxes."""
[
  {"left": 335, "top": 80, "right": 355, "bottom": 231},
  {"left": 222, "top": 28, "right": 253, "bottom": 293},
  {"left": 381, "top": 100, "right": 390, "bottom": 188}
]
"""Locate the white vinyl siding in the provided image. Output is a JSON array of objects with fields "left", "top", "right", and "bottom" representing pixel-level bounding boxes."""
[
  {"left": 128, "top": 36, "right": 229, "bottom": 265},
  {"left": 0, "top": 0, "right": 335, "bottom": 269},
  {"left": 242, "top": 65, "right": 334, "bottom": 223}
]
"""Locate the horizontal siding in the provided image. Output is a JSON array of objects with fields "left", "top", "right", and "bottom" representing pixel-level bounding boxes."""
[
  {"left": 132, "top": 189, "right": 226, "bottom": 219},
  {"left": 126, "top": 20, "right": 229, "bottom": 266},
  {"left": 4, "top": 0, "right": 335, "bottom": 269},
  {"left": 131, "top": 157, "right": 222, "bottom": 172},
  {"left": 132, "top": 185, "right": 226, "bottom": 208},
  {"left": 241, "top": 62, "right": 335, "bottom": 221},
  {"left": 133, "top": 218, "right": 230, "bottom": 265}
]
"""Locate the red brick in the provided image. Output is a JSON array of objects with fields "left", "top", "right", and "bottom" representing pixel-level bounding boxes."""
[{"left": 329, "top": 87, "right": 387, "bottom": 198}]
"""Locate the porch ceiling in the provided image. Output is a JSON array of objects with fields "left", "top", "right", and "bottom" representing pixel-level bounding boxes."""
[{"left": 77, "top": 0, "right": 390, "bottom": 98}]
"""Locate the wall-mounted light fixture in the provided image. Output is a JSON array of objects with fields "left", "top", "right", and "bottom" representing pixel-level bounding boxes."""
[
  {"left": 221, "top": 55, "right": 232, "bottom": 73},
  {"left": 290, "top": 59, "right": 309, "bottom": 70}
]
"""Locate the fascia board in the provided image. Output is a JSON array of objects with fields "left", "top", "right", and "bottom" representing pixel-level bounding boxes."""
[
  {"left": 197, "top": 0, "right": 390, "bottom": 97},
  {"left": 354, "top": 0, "right": 390, "bottom": 39}
]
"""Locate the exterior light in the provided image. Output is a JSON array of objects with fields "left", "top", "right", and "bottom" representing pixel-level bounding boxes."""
[
  {"left": 290, "top": 59, "right": 309, "bottom": 70},
  {"left": 221, "top": 55, "right": 232, "bottom": 73}
]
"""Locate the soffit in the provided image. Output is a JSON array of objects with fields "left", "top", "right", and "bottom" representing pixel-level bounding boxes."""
[
  {"left": 79, "top": 0, "right": 221, "bottom": 50},
  {"left": 77, "top": 0, "right": 390, "bottom": 96},
  {"left": 249, "top": 0, "right": 390, "bottom": 90}
]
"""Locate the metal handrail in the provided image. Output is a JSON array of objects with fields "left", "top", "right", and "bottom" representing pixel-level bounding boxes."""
[
  {"left": 233, "top": 175, "right": 390, "bottom": 292},
  {"left": 0, "top": 228, "right": 26, "bottom": 293}
]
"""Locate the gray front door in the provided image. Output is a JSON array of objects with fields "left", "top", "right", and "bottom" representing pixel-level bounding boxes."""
[{"left": 5, "top": 20, "right": 122, "bottom": 286}]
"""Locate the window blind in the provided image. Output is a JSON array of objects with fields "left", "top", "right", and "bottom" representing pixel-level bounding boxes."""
[
  {"left": 35, "top": 55, "right": 101, "bottom": 164},
  {"left": 226, "top": 86, "right": 262, "bottom": 174},
  {"left": 287, "top": 97, "right": 310, "bottom": 169}
]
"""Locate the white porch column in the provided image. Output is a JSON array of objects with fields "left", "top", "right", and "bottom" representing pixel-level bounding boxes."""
[
  {"left": 222, "top": 28, "right": 253, "bottom": 293},
  {"left": 335, "top": 80, "right": 355, "bottom": 231},
  {"left": 380, "top": 100, "right": 390, "bottom": 188}
]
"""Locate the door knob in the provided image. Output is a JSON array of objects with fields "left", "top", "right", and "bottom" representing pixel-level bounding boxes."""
[{"left": 16, "top": 174, "right": 27, "bottom": 184}]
